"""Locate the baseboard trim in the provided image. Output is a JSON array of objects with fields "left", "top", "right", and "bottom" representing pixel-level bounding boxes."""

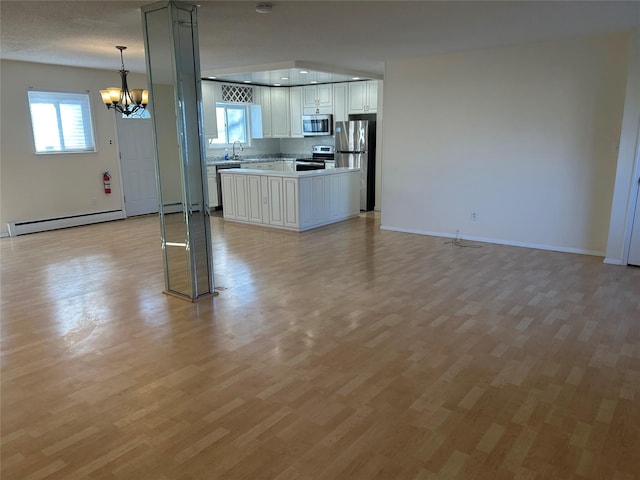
[
  {"left": 7, "top": 210, "right": 125, "bottom": 236},
  {"left": 603, "top": 257, "right": 624, "bottom": 265},
  {"left": 379, "top": 225, "right": 605, "bottom": 257}
]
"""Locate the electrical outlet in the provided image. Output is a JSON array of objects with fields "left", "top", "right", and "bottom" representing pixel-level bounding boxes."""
[{"left": 471, "top": 212, "right": 478, "bottom": 221}]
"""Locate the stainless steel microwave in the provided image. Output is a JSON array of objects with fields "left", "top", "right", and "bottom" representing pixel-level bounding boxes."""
[{"left": 302, "top": 114, "right": 333, "bottom": 136}]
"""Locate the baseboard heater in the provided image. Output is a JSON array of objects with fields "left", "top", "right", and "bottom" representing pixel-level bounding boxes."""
[{"left": 7, "top": 210, "right": 125, "bottom": 237}]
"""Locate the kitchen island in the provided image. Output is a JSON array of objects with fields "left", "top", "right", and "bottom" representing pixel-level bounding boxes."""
[{"left": 220, "top": 167, "right": 360, "bottom": 231}]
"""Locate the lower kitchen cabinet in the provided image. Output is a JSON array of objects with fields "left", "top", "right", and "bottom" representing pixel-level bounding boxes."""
[
  {"left": 221, "top": 173, "right": 236, "bottom": 218},
  {"left": 283, "top": 178, "right": 299, "bottom": 229},
  {"left": 234, "top": 174, "right": 249, "bottom": 221},
  {"left": 247, "top": 175, "right": 263, "bottom": 223},
  {"left": 220, "top": 169, "right": 359, "bottom": 231},
  {"left": 268, "top": 177, "right": 284, "bottom": 226},
  {"left": 207, "top": 167, "right": 219, "bottom": 208}
]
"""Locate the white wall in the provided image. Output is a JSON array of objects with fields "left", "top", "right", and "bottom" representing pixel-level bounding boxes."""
[
  {"left": 0, "top": 60, "right": 148, "bottom": 234},
  {"left": 381, "top": 32, "right": 631, "bottom": 255}
]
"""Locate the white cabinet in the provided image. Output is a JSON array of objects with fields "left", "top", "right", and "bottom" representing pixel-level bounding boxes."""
[
  {"left": 283, "top": 178, "right": 299, "bottom": 228},
  {"left": 298, "top": 172, "right": 359, "bottom": 230},
  {"left": 247, "top": 175, "right": 263, "bottom": 223},
  {"left": 234, "top": 174, "right": 249, "bottom": 221},
  {"left": 255, "top": 87, "right": 289, "bottom": 138},
  {"left": 202, "top": 81, "right": 220, "bottom": 138},
  {"left": 329, "top": 170, "right": 351, "bottom": 219},
  {"left": 332, "top": 83, "right": 348, "bottom": 124},
  {"left": 255, "top": 86, "right": 272, "bottom": 137},
  {"left": 221, "top": 170, "right": 359, "bottom": 231},
  {"left": 311, "top": 176, "right": 328, "bottom": 225},
  {"left": 221, "top": 173, "right": 236, "bottom": 219},
  {"left": 207, "top": 166, "right": 219, "bottom": 208},
  {"left": 303, "top": 84, "right": 333, "bottom": 114},
  {"left": 348, "top": 80, "right": 378, "bottom": 113},
  {"left": 289, "top": 86, "right": 303, "bottom": 138},
  {"left": 267, "top": 176, "right": 298, "bottom": 227},
  {"left": 270, "top": 87, "right": 290, "bottom": 138},
  {"left": 268, "top": 177, "right": 284, "bottom": 226}
]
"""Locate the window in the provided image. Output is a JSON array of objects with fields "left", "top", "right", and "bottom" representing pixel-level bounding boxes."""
[
  {"left": 27, "top": 90, "right": 96, "bottom": 154},
  {"left": 208, "top": 103, "right": 247, "bottom": 146},
  {"left": 121, "top": 109, "right": 151, "bottom": 119}
]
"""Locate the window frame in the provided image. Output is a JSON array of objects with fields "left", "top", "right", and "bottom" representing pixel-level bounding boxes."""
[
  {"left": 27, "top": 89, "right": 98, "bottom": 155},
  {"left": 207, "top": 102, "right": 251, "bottom": 149}
]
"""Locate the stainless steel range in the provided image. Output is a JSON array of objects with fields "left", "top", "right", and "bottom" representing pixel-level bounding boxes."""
[{"left": 295, "top": 145, "right": 335, "bottom": 171}]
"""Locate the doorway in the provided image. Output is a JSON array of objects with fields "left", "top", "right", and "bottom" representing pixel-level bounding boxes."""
[
  {"left": 115, "top": 113, "right": 158, "bottom": 217},
  {"left": 627, "top": 172, "right": 640, "bottom": 266}
]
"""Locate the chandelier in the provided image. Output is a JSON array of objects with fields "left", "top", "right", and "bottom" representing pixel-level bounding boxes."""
[{"left": 99, "top": 46, "right": 149, "bottom": 116}]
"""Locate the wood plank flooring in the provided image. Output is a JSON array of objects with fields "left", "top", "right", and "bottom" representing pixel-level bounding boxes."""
[{"left": 1, "top": 213, "right": 639, "bottom": 479}]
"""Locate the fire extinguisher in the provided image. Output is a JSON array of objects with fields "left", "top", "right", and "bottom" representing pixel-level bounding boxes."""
[{"left": 103, "top": 171, "right": 112, "bottom": 194}]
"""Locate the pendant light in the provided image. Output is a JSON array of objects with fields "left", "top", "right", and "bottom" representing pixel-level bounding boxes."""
[{"left": 99, "top": 46, "right": 149, "bottom": 116}]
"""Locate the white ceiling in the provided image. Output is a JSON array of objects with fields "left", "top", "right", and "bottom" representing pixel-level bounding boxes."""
[{"left": 1, "top": 1, "right": 639, "bottom": 86}]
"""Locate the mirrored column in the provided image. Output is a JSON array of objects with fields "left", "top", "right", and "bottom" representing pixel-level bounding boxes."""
[{"left": 141, "top": 0, "right": 214, "bottom": 301}]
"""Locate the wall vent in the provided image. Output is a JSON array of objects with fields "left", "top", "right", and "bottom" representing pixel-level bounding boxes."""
[{"left": 221, "top": 85, "right": 254, "bottom": 103}]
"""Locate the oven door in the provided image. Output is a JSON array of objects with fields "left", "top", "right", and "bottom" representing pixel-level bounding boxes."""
[{"left": 295, "top": 161, "right": 325, "bottom": 171}]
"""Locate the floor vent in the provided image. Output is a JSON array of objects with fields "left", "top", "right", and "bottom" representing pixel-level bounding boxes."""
[{"left": 7, "top": 210, "right": 125, "bottom": 236}]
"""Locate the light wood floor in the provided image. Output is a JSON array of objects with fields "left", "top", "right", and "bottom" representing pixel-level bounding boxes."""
[{"left": 1, "top": 213, "right": 639, "bottom": 479}]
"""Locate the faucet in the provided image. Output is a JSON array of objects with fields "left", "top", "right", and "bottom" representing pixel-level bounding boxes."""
[{"left": 231, "top": 140, "right": 243, "bottom": 159}]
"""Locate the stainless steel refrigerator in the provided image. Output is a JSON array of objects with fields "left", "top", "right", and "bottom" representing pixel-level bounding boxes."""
[{"left": 335, "top": 118, "right": 376, "bottom": 211}]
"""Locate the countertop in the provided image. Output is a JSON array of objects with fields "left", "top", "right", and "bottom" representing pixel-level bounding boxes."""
[
  {"left": 207, "top": 157, "right": 297, "bottom": 166},
  {"left": 218, "top": 167, "right": 359, "bottom": 178}
]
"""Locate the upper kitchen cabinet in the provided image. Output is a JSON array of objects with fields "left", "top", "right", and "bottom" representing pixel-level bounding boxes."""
[
  {"left": 348, "top": 80, "right": 378, "bottom": 114},
  {"left": 289, "top": 86, "right": 303, "bottom": 138},
  {"left": 270, "top": 87, "right": 290, "bottom": 138},
  {"left": 253, "top": 86, "right": 290, "bottom": 138},
  {"left": 332, "top": 83, "right": 348, "bottom": 124},
  {"left": 201, "top": 80, "right": 221, "bottom": 138},
  {"left": 254, "top": 86, "right": 272, "bottom": 137},
  {"left": 303, "top": 84, "right": 333, "bottom": 115}
]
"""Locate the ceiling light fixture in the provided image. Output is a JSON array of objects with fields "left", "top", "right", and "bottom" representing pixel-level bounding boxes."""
[
  {"left": 255, "top": 3, "right": 272, "bottom": 14},
  {"left": 299, "top": 70, "right": 309, "bottom": 74},
  {"left": 99, "top": 46, "right": 148, "bottom": 117}
]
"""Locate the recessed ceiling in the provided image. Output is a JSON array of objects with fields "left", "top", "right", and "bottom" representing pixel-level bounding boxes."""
[{"left": 206, "top": 61, "right": 382, "bottom": 87}]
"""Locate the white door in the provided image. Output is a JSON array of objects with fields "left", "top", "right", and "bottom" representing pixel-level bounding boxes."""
[
  {"left": 116, "top": 114, "right": 158, "bottom": 217},
  {"left": 628, "top": 177, "right": 640, "bottom": 266}
]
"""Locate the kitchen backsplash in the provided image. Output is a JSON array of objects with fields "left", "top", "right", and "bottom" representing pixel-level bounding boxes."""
[
  {"left": 279, "top": 137, "right": 334, "bottom": 155},
  {"left": 206, "top": 136, "right": 334, "bottom": 161}
]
